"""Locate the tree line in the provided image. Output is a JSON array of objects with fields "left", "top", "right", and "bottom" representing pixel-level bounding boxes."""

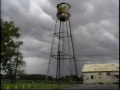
[{"left": 2, "top": 74, "right": 83, "bottom": 82}]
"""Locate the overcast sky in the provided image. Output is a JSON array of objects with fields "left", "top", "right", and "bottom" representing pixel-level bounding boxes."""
[{"left": 1, "top": 0, "right": 119, "bottom": 76}]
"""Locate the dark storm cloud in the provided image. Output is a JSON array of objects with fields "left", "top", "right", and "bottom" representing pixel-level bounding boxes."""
[
  {"left": 47, "top": 0, "right": 119, "bottom": 54},
  {"left": 1, "top": 0, "right": 119, "bottom": 75}
]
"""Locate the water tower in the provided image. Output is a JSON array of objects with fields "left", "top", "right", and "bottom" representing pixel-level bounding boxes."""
[{"left": 46, "top": 3, "right": 78, "bottom": 83}]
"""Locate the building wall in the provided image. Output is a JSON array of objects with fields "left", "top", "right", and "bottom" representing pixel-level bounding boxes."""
[{"left": 83, "top": 71, "right": 119, "bottom": 84}]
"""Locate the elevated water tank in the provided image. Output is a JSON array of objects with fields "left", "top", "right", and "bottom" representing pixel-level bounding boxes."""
[{"left": 57, "top": 3, "right": 70, "bottom": 21}]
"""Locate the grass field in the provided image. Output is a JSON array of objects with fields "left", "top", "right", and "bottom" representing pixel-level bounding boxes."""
[
  {"left": 1, "top": 79, "right": 71, "bottom": 89},
  {"left": 1, "top": 83, "right": 69, "bottom": 89},
  {"left": 1, "top": 79, "right": 82, "bottom": 89}
]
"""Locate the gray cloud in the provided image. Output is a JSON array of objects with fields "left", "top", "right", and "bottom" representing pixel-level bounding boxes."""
[{"left": 1, "top": 0, "right": 119, "bottom": 76}]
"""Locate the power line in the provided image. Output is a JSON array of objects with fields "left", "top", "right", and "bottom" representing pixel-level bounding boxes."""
[
  {"left": 75, "top": 58, "right": 119, "bottom": 61},
  {"left": 31, "top": 51, "right": 119, "bottom": 56},
  {"left": 27, "top": 51, "right": 50, "bottom": 55},
  {"left": 37, "top": 52, "right": 50, "bottom": 55},
  {"left": 76, "top": 52, "right": 119, "bottom": 56},
  {"left": 25, "top": 58, "right": 119, "bottom": 67},
  {"left": 26, "top": 61, "right": 57, "bottom": 67}
]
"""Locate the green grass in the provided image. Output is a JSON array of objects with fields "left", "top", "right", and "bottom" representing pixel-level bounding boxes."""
[
  {"left": 1, "top": 83, "right": 69, "bottom": 89},
  {"left": 1, "top": 79, "right": 82, "bottom": 89}
]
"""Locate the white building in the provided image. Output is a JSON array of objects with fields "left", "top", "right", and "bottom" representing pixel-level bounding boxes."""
[{"left": 82, "top": 63, "right": 119, "bottom": 84}]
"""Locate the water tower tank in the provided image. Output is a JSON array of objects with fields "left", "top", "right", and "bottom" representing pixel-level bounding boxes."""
[{"left": 57, "top": 3, "right": 70, "bottom": 21}]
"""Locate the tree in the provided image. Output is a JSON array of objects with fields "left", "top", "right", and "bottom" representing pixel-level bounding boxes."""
[
  {"left": 17, "top": 70, "right": 26, "bottom": 76},
  {"left": 1, "top": 20, "right": 25, "bottom": 83}
]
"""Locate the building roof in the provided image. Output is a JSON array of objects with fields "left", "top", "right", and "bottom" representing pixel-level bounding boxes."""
[{"left": 82, "top": 63, "right": 119, "bottom": 72}]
